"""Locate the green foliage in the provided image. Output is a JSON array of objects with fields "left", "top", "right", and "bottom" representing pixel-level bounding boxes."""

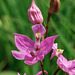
[
  {"left": 0, "top": 71, "right": 17, "bottom": 75},
  {"left": 0, "top": 0, "right": 75, "bottom": 75}
]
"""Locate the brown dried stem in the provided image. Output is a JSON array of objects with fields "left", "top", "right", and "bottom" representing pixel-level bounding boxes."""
[
  {"left": 53, "top": 67, "right": 60, "bottom": 75},
  {"left": 45, "top": 13, "right": 51, "bottom": 38},
  {"left": 40, "top": 60, "right": 45, "bottom": 75}
]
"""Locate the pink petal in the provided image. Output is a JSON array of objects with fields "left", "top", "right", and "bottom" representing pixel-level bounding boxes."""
[
  {"left": 18, "top": 73, "right": 26, "bottom": 75},
  {"left": 24, "top": 73, "right": 26, "bottom": 75},
  {"left": 68, "top": 60, "right": 75, "bottom": 68},
  {"left": 17, "top": 73, "right": 20, "bottom": 75},
  {"left": 72, "top": 60, "right": 75, "bottom": 67},
  {"left": 40, "top": 35, "right": 59, "bottom": 55},
  {"left": 70, "top": 68, "right": 75, "bottom": 75},
  {"left": 36, "top": 70, "right": 48, "bottom": 75},
  {"left": 67, "top": 61, "right": 74, "bottom": 68},
  {"left": 37, "top": 54, "right": 44, "bottom": 61},
  {"left": 32, "top": 24, "right": 46, "bottom": 38},
  {"left": 50, "top": 43, "right": 58, "bottom": 60},
  {"left": 57, "top": 55, "right": 69, "bottom": 73},
  {"left": 69, "top": 72, "right": 73, "bottom": 75},
  {"left": 57, "top": 55, "right": 75, "bottom": 75},
  {"left": 14, "top": 33, "right": 35, "bottom": 52},
  {"left": 50, "top": 49, "right": 56, "bottom": 60},
  {"left": 24, "top": 58, "right": 37, "bottom": 65},
  {"left": 24, "top": 55, "right": 34, "bottom": 61},
  {"left": 12, "top": 50, "right": 25, "bottom": 60},
  {"left": 59, "top": 55, "right": 68, "bottom": 63},
  {"left": 52, "top": 43, "right": 58, "bottom": 50}
]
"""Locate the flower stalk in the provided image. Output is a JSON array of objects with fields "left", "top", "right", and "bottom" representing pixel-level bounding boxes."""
[
  {"left": 41, "top": 36, "right": 45, "bottom": 75},
  {"left": 45, "top": 13, "right": 51, "bottom": 38},
  {"left": 40, "top": 60, "right": 45, "bottom": 75},
  {"left": 53, "top": 67, "right": 60, "bottom": 75}
]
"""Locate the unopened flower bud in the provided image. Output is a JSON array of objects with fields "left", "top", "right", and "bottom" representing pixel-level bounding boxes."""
[
  {"left": 48, "top": 0, "right": 60, "bottom": 14},
  {"left": 28, "top": 0, "right": 43, "bottom": 24}
]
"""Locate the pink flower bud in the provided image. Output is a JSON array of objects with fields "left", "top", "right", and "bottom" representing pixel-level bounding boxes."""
[{"left": 28, "top": 0, "right": 43, "bottom": 24}]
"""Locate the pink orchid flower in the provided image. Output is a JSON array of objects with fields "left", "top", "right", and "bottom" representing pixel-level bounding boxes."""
[
  {"left": 50, "top": 43, "right": 63, "bottom": 60},
  {"left": 36, "top": 70, "right": 48, "bottom": 75},
  {"left": 57, "top": 55, "right": 75, "bottom": 75},
  {"left": 12, "top": 24, "right": 58, "bottom": 65},
  {"left": 28, "top": 0, "right": 43, "bottom": 24},
  {"left": 18, "top": 73, "right": 26, "bottom": 75}
]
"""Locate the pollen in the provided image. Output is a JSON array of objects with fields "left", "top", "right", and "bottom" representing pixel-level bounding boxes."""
[{"left": 36, "top": 33, "right": 41, "bottom": 38}]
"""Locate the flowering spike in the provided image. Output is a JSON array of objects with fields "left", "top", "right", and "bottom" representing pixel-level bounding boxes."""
[
  {"left": 28, "top": 0, "right": 43, "bottom": 24},
  {"left": 48, "top": 0, "right": 60, "bottom": 14}
]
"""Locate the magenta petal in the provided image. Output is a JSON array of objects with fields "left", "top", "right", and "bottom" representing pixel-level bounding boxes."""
[
  {"left": 18, "top": 73, "right": 20, "bottom": 75},
  {"left": 52, "top": 43, "right": 58, "bottom": 50},
  {"left": 18, "top": 73, "right": 26, "bottom": 75},
  {"left": 50, "top": 43, "right": 58, "bottom": 60},
  {"left": 24, "top": 58, "right": 37, "bottom": 65},
  {"left": 71, "top": 60, "right": 75, "bottom": 68},
  {"left": 50, "top": 50, "right": 56, "bottom": 60},
  {"left": 40, "top": 35, "right": 59, "bottom": 55},
  {"left": 57, "top": 55, "right": 75, "bottom": 75},
  {"left": 67, "top": 60, "right": 75, "bottom": 69},
  {"left": 58, "top": 55, "right": 68, "bottom": 63},
  {"left": 12, "top": 50, "right": 25, "bottom": 60},
  {"left": 32, "top": 24, "right": 46, "bottom": 38},
  {"left": 70, "top": 68, "right": 75, "bottom": 75},
  {"left": 24, "top": 73, "right": 26, "bottom": 75},
  {"left": 14, "top": 33, "right": 35, "bottom": 51},
  {"left": 24, "top": 55, "right": 34, "bottom": 61},
  {"left": 36, "top": 70, "right": 48, "bottom": 75},
  {"left": 69, "top": 72, "right": 73, "bottom": 75},
  {"left": 57, "top": 55, "right": 69, "bottom": 73},
  {"left": 37, "top": 54, "right": 44, "bottom": 61}
]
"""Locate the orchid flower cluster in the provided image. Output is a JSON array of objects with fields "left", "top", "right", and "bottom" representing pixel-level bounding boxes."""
[{"left": 12, "top": 0, "right": 75, "bottom": 75}]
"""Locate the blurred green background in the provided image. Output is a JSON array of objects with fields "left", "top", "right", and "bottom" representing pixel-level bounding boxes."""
[{"left": 0, "top": 0, "right": 75, "bottom": 75}]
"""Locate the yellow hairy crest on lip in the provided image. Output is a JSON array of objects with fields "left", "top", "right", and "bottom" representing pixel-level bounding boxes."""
[
  {"left": 36, "top": 33, "right": 41, "bottom": 38},
  {"left": 56, "top": 49, "right": 64, "bottom": 53}
]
